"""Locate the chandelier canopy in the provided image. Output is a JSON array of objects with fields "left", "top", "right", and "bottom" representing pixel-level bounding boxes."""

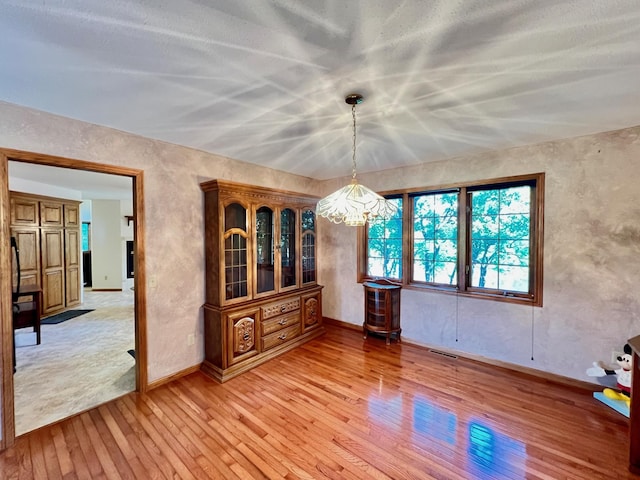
[{"left": 316, "top": 94, "right": 398, "bottom": 227}]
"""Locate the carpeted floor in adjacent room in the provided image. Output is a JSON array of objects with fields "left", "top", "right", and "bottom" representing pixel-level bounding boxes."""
[{"left": 13, "top": 288, "right": 135, "bottom": 435}]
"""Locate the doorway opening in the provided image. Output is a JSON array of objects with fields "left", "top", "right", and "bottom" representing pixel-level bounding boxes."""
[{"left": 0, "top": 149, "right": 147, "bottom": 448}]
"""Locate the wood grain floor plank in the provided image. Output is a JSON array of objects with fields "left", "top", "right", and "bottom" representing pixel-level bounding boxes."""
[
  {"left": 94, "top": 405, "right": 148, "bottom": 479},
  {"left": 69, "top": 415, "right": 104, "bottom": 479},
  {"left": 196, "top": 378, "right": 355, "bottom": 479},
  {"left": 250, "top": 384, "right": 390, "bottom": 479},
  {"left": 184, "top": 381, "right": 294, "bottom": 478},
  {"left": 1, "top": 325, "right": 637, "bottom": 479},
  {"left": 157, "top": 385, "right": 260, "bottom": 479},
  {"left": 112, "top": 397, "right": 176, "bottom": 480},
  {"left": 119, "top": 395, "right": 197, "bottom": 480},
  {"left": 28, "top": 429, "right": 55, "bottom": 480},
  {"left": 103, "top": 401, "right": 165, "bottom": 479},
  {"left": 13, "top": 436, "right": 33, "bottom": 480},
  {"left": 60, "top": 421, "right": 93, "bottom": 480},
  {"left": 38, "top": 428, "right": 64, "bottom": 480},
  {"left": 242, "top": 392, "right": 364, "bottom": 479},
  {"left": 87, "top": 407, "right": 140, "bottom": 480},
  {"left": 79, "top": 410, "right": 123, "bottom": 480},
  {"left": 245, "top": 361, "right": 463, "bottom": 480},
  {"left": 139, "top": 388, "right": 251, "bottom": 478},
  {"left": 49, "top": 424, "right": 75, "bottom": 478},
  {"left": 0, "top": 437, "right": 20, "bottom": 480},
  {"left": 254, "top": 366, "right": 462, "bottom": 479}
]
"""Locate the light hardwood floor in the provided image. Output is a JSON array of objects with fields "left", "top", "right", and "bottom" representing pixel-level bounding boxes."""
[
  {"left": 1, "top": 325, "right": 633, "bottom": 479},
  {"left": 13, "top": 289, "right": 135, "bottom": 435}
]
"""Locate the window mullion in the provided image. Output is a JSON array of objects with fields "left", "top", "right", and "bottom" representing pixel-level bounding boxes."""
[
  {"left": 458, "top": 188, "right": 469, "bottom": 292},
  {"left": 528, "top": 184, "right": 538, "bottom": 299},
  {"left": 403, "top": 192, "right": 411, "bottom": 286}
]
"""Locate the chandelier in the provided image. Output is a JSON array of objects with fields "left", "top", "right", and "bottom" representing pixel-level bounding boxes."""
[{"left": 316, "top": 94, "right": 398, "bottom": 227}]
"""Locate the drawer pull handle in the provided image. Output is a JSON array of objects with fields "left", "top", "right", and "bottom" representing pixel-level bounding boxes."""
[
  {"left": 281, "top": 305, "right": 287, "bottom": 312},
  {"left": 278, "top": 333, "right": 287, "bottom": 340},
  {"left": 278, "top": 319, "right": 287, "bottom": 325},
  {"left": 243, "top": 333, "right": 250, "bottom": 341}
]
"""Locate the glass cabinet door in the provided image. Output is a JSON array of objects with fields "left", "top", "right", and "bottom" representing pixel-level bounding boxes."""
[
  {"left": 224, "top": 203, "right": 248, "bottom": 300},
  {"left": 280, "top": 208, "right": 296, "bottom": 288},
  {"left": 301, "top": 209, "right": 316, "bottom": 284},
  {"left": 256, "top": 206, "right": 274, "bottom": 293}
]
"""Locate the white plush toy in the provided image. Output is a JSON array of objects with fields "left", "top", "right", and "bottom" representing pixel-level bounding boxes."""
[{"left": 586, "top": 343, "right": 632, "bottom": 407}]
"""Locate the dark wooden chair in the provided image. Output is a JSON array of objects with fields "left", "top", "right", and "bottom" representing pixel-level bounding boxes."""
[
  {"left": 13, "top": 296, "right": 41, "bottom": 344},
  {"left": 10, "top": 236, "right": 40, "bottom": 371},
  {"left": 12, "top": 285, "right": 42, "bottom": 372}
]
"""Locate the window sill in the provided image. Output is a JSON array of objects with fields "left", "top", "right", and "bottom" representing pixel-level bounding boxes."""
[{"left": 360, "top": 279, "right": 541, "bottom": 307}]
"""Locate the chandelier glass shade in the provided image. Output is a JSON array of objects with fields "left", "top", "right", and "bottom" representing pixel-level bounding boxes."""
[
  {"left": 316, "top": 94, "right": 398, "bottom": 227},
  {"left": 317, "top": 179, "right": 397, "bottom": 226}
]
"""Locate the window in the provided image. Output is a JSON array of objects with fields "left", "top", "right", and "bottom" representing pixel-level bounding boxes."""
[
  {"left": 81, "top": 222, "right": 91, "bottom": 251},
  {"left": 413, "top": 192, "right": 458, "bottom": 286},
  {"left": 469, "top": 185, "right": 531, "bottom": 293},
  {"left": 365, "top": 197, "right": 403, "bottom": 280},
  {"left": 359, "top": 173, "right": 544, "bottom": 306}
]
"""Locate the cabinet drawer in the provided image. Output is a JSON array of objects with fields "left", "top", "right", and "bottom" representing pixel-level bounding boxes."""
[
  {"left": 262, "top": 297, "right": 300, "bottom": 320},
  {"left": 261, "top": 324, "right": 300, "bottom": 351},
  {"left": 261, "top": 311, "right": 300, "bottom": 337}
]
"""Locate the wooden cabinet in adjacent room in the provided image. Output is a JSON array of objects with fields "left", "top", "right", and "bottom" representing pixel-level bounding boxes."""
[
  {"left": 10, "top": 227, "right": 40, "bottom": 286},
  {"left": 39, "top": 200, "right": 63, "bottom": 227},
  {"left": 10, "top": 192, "right": 82, "bottom": 315},
  {"left": 200, "top": 179, "right": 323, "bottom": 382},
  {"left": 41, "top": 228, "right": 65, "bottom": 313},
  {"left": 65, "top": 228, "right": 81, "bottom": 307},
  {"left": 10, "top": 195, "right": 39, "bottom": 226}
]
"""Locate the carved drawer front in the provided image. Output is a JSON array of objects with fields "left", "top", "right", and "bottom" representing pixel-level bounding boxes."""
[
  {"left": 261, "top": 324, "right": 301, "bottom": 351},
  {"left": 261, "top": 312, "right": 300, "bottom": 337},
  {"left": 262, "top": 297, "right": 300, "bottom": 320}
]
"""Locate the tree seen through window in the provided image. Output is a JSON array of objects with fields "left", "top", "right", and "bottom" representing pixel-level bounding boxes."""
[
  {"left": 359, "top": 173, "right": 543, "bottom": 306},
  {"left": 470, "top": 186, "right": 531, "bottom": 292},
  {"left": 412, "top": 192, "right": 458, "bottom": 285},
  {"left": 366, "top": 198, "right": 403, "bottom": 279}
]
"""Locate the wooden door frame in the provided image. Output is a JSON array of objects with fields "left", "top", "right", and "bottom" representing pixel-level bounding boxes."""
[{"left": 0, "top": 148, "right": 148, "bottom": 449}]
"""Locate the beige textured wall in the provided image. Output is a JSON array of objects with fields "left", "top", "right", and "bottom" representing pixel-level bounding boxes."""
[
  {"left": 318, "top": 125, "right": 640, "bottom": 382},
  {"left": 0, "top": 100, "right": 319, "bottom": 383},
  {"left": 2, "top": 97, "right": 639, "bottom": 387}
]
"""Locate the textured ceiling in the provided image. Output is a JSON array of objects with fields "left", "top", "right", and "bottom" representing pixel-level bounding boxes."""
[{"left": 1, "top": 1, "right": 640, "bottom": 180}]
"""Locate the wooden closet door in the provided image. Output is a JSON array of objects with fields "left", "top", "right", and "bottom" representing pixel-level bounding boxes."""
[
  {"left": 10, "top": 196, "right": 39, "bottom": 226},
  {"left": 65, "top": 229, "right": 81, "bottom": 307},
  {"left": 64, "top": 203, "right": 80, "bottom": 228},
  {"left": 41, "top": 228, "right": 65, "bottom": 314},
  {"left": 10, "top": 227, "right": 40, "bottom": 287},
  {"left": 40, "top": 200, "right": 63, "bottom": 227}
]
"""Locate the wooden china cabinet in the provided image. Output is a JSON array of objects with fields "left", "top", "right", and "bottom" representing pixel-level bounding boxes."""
[{"left": 200, "top": 179, "right": 323, "bottom": 382}]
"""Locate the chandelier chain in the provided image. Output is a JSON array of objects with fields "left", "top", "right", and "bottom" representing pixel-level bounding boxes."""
[
  {"left": 351, "top": 103, "right": 357, "bottom": 179},
  {"left": 315, "top": 91, "right": 398, "bottom": 226}
]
